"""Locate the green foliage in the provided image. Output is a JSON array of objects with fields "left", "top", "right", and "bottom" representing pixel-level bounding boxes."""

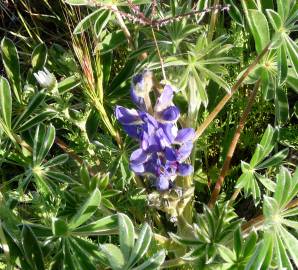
[
  {"left": 236, "top": 125, "right": 288, "bottom": 200},
  {"left": 0, "top": 0, "right": 297, "bottom": 269}
]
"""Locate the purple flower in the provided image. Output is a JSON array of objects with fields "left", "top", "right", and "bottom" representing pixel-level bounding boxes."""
[{"left": 115, "top": 73, "right": 194, "bottom": 191}]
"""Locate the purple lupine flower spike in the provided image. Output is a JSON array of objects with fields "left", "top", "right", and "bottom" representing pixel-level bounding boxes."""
[{"left": 115, "top": 72, "right": 194, "bottom": 191}]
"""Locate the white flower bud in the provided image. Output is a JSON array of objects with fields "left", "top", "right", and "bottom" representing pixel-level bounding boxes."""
[{"left": 34, "top": 68, "right": 56, "bottom": 89}]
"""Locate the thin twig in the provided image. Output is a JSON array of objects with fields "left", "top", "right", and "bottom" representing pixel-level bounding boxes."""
[
  {"left": 151, "top": 27, "right": 167, "bottom": 81},
  {"left": 208, "top": 79, "right": 261, "bottom": 207},
  {"left": 194, "top": 43, "right": 271, "bottom": 140}
]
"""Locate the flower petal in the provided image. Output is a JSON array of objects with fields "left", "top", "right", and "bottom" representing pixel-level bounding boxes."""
[
  {"left": 115, "top": 106, "right": 142, "bottom": 125},
  {"left": 160, "top": 106, "right": 180, "bottom": 123},
  {"left": 130, "top": 163, "right": 145, "bottom": 174},
  {"left": 130, "top": 148, "right": 148, "bottom": 165},
  {"left": 160, "top": 123, "right": 177, "bottom": 144},
  {"left": 130, "top": 86, "right": 146, "bottom": 110},
  {"left": 123, "top": 125, "right": 142, "bottom": 139},
  {"left": 155, "top": 85, "right": 174, "bottom": 112},
  {"left": 175, "top": 128, "right": 195, "bottom": 144},
  {"left": 178, "top": 163, "right": 193, "bottom": 176},
  {"left": 156, "top": 176, "right": 170, "bottom": 191},
  {"left": 177, "top": 142, "right": 193, "bottom": 162},
  {"left": 165, "top": 147, "right": 177, "bottom": 161}
]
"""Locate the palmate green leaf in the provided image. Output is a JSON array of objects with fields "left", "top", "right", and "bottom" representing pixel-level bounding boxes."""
[
  {"left": 266, "top": 9, "right": 282, "bottom": 32},
  {"left": 277, "top": 43, "right": 288, "bottom": 85},
  {"left": 31, "top": 43, "right": 47, "bottom": 71},
  {"left": 63, "top": 238, "right": 80, "bottom": 269},
  {"left": 13, "top": 90, "right": 46, "bottom": 129},
  {"left": 100, "top": 30, "right": 127, "bottom": 54},
  {"left": 287, "top": 67, "right": 298, "bottom": 93},
  {"left": 0, "top": 76, "right": 12, "bottom": 129},
  {"left": 255, "top": 173, "right": 276, "bottom": 192},
  {"left": 275, "top": 232, "right": 293, "bottom": 270},
  {"left": 247, "top": 9, "right": 270, "bottom": 54},
  {"left": 33, "top": 124, "right": 56, "bottom": 165},
  {"left": 118, "top": 213, "right": 135, "bottom": 261},
  {"left": 73, "top": 9, "right": 104, "bottom": 34},
  {"left": 245, "top": 233, "right": 274, "bottom": 270},
  {"left": 68, "top": 237, "right": 97, "bottom": 270},
  {"left": 94, "top": 9, "right": 111, "bottom": 38},
  {"left": 16, "top": 110, "right": 56, "bottom": 133},
  {"left": 100, "top": 244, "right": 125, "bottom": 270},
  {"left": 21, "top": 225, "right": 45, "bottom": 270},
  {"left": 52, "top": 218, "right": 68, "bottom": 236},
  {"left": 132, "top": 250, "right": 166, "bottom": 270},
  {"left": 224, "top": 0, "right": 244, "bottom": 26},
  {"left": 285, "top": 36, "right": 298, "bottom": 77},
  {"left": 58, "top": 75, "right": 81, "bottom": 93},
  {"left": 72, "top": 214, "right": 118, "bottom": 234},
  {"left": 126, "top": 223, "right": 152, "bottom": 268},
  {"left": 69, "top": 188, "right": 101, "bottom": 230},
  {"left": 44, "top": 154, "right": 69, "bottom": 168},
  {"left": 275, "top": 86, "right": 289, "bottom": 124},
  {"left": 277, "top": 0, "right": 292, "bottom": 21},
  {"left": 0, "top": 37, "right": 22, "bottom": 103},
  {"left": 256, "top": 148, "right": 289, "bottom": 170}
]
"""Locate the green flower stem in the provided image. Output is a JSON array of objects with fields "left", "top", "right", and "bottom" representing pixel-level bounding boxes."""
[
  {"left": 208, "top": 79, "right": 261, "bottom": 207},
  {"left": 194, "top": 43, "right": 271, "bottom": 141}
]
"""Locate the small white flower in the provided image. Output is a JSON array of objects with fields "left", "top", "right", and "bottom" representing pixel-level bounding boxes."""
[{"left": 34, "top": 68, "right": 56, "bottom": 89}]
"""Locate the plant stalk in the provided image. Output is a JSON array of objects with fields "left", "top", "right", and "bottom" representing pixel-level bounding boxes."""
[{"left": 208, "top": 79, "right": 261, "bottom": 207}]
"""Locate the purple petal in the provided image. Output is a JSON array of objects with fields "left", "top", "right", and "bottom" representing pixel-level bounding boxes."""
[
  {"left": 156, "top": 176, "right": 170, "bottom": 191},
  {"left": 130, "top": 148, "right": 148, "bottom": 165},
  {"left": 132, "top": 73, "right": 144, "bottom": 85},
  {"left": 155, "top": 128, "right": 171, "bottom": 149},
  {"left": 140, "top": 112, "right": 158, "bottom": 129},
  {"left": 159, "top": 123, "right": 177, "bottom": 144},
  {"left": 177, "top": 142, "right": 193, "bottom": 162},
  {"left": 175, "top": 128, "right": 195, "bottom": 144},
  {"left": 178, "top": 163, "right": 193, "bottom": 176},
  {"left": 141, "top": 132, "right": 161, "bottom": 152},
  {"left": 123, "top": 125, "right": 142, "bottom": 139},
  {"left": 115, "top": 106, "right": 142, "bottom": 125},
  {"left": 164, "top": 147, "right": 177, "bottom": 161},
  {"left": 155, "top": 85, "right": 174, "bottom": 112},
  {"left": 160, "top": 106, "right": 180, "bottom": 122},
  {"left": 130, "top": 87, "right": 146, "bottom": 110},
  {"left": 130, "top": 163, "right": 145, "bottom": 174}
]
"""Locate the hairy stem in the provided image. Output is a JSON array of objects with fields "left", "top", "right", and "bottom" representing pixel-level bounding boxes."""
[
  {"left": 194, "top": 43, "right": 271, "bottom": 140},
  {"left": 208, "top": 79, "right": 261, "bottom": 207}
]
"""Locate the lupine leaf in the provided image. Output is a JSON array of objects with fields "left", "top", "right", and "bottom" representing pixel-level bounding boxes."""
[
  {"left": 0, "top": 37, "right": 22, "bottom": 103},
  {"left": 118, "top": 213, "right": 135, "bottom": 261},
  {"left": 247, "top": 9, "right": 270, "bottom": 54},
  {"left": 69, "top": 188, "right": 101, "bottom": 229},
  {"left": 132, "top": 250, "right": 166, "bottom": 270},
  {"left": 21, "top": 225, "right": 45, "bottom": 270},
  {"left": 127, "top": 223, "right": 152, "bottom": 267},
  {"left": 100, "top": 244, "right": 125, "bottom": 270},
  {"left": 0, "top": 76, "right": 12, "bottom": 129},
  {"left": 31, "top": 43, "right": 47, "bottom": 71}
]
